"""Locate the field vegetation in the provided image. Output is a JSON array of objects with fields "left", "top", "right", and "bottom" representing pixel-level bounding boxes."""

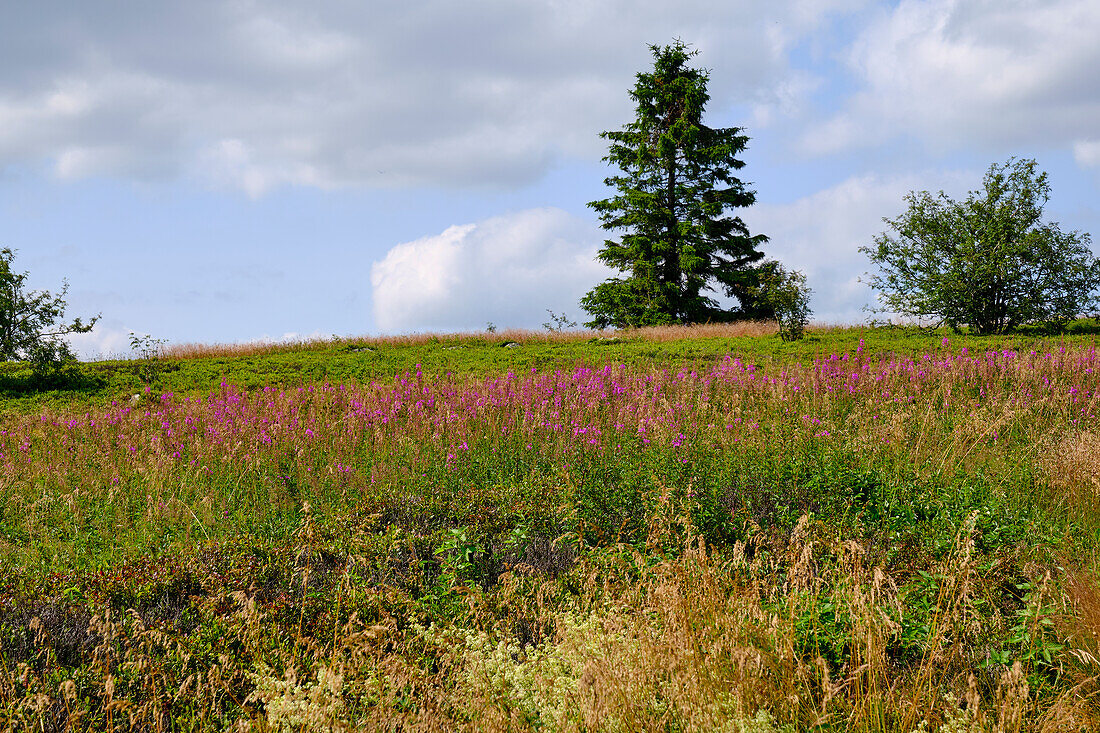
[{"left": 3, "top": 323, "right": 1100, "bottom": 731}]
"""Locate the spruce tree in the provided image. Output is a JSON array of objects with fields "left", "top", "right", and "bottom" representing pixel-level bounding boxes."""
[{"left": 581, "top": 41, "right": 768, "bottom": 328}]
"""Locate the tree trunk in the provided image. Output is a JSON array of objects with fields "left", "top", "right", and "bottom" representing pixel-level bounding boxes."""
[{"left": 663, "top": 159, "right": 681, "bottom": 320}]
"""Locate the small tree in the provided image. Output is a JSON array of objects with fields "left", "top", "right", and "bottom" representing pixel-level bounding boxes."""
[
  {"left": 0, "top": 248, "right": 99, "bottom": 375},
  {"left": 129, "top": 332, "right": 170, "bottom": 386},
  {"left": 861, "top": 158, "right": 1100, "bottom": 334},
  {"left": 581, "top": 41, "right": 768, "bottom": 328},
  {"left": 541, "top": 309, "right": 578, "bottom": 333},
  {"left": 754, "top": 261, "right": 812, "bottom": 341}
]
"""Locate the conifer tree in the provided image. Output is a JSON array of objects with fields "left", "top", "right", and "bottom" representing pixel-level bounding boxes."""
[{"left": 581, "top": 41, "right": 768, "bottom": 328}]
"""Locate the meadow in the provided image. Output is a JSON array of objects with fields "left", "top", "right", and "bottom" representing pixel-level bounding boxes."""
[{"left": 3, "top": 324, "right": 1100, "bottom": 731}]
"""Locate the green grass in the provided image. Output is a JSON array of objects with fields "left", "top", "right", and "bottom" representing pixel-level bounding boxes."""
[
  {"left": 3, "top": 322, "right": 1098, "bottom": 413},
  {"left": 2, "top": 324, "right": 1100, "bottom": 731}
]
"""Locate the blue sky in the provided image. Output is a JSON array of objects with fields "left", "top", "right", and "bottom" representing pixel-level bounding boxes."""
[{"left": 2, "top": 0, "right": 1099, "bottom": 358}]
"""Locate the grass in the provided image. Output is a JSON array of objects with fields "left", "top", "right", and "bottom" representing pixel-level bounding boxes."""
[
  {"left": 3, "top": 320, "right": 1099, "bottom": 416},
  {"left": 2, "top": 324, "right": 1100, "bottom": 730}
]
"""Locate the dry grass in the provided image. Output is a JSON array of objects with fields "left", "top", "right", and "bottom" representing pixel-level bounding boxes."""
[
  {"left": 8, "top": 335, "right": 1100, "bottom": 730},
  {"left": 631, "top": 320, "right": 777, "bottom": 341},
  {"left": 162, "top": 337, "right": 339, "bottom": 359},
  {"left": 2, "top": 517, "right": 1088, "bottom": 732},
  {"left": 159, "top": 328, "right": 612, "bottom": 360},
  {"left": 5, "top": 521, "right": 1100, "bottom": 732},
  {"left": 322, "top": 522, "right": 1100, "bottom": 733},
  {"left": 157, "top": 322, "right": 780, "bottom": 360},
  {"left": 1041, "top": 431, "right": 1100, "bottom": 506}
]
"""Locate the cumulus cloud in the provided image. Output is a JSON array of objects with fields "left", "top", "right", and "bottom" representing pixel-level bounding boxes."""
[
  {"left": 743, "top": 169, "right": 974, "bottom": 323},
  {"left": 0, "top": 0, "right": 862, "bottom": 194},
  {"left": 371, "top": 208, "right": 609, "bottom": 332},
  {"left": 65, "top": 321, "right": 134, "bottom": 361},
  {"left": 802, "top": 0, "right": 1100, "bottom": 156}
]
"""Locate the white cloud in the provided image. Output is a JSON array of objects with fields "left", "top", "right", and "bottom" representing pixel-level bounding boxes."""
[
  {"left": 65, "top": 322, "right": 134, "bottom": 361},
  {"left": 370, "top": 208, "right": 608, "bottom": 332},
  {"left": 799, "top": 114, "right": 863, "bottom": 157},
  {"left": 197, "top": 138, "right": 331, "bottom": 198},
  {"left": 0, "top": 0, "right": 863, "bottom": 192},
  {"left": 744, "top": 169, "right": 973, "bottom": 323},
  {"left": 67, "top": 324, "right": 338, "bottom": 362},
  {"left": 373, "top": 172, "right": 986, "bottom": 331},
  {"left": 240, "top": 331, "right": 331, "bottom": 347},
  {"left": 1075, "top": 140, "right": 1100, "bottom": 169},
  {"left": 805, "top": 0, "right": 1100, "bottom": 155}
]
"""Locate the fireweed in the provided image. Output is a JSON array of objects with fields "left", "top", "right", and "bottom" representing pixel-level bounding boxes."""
[
  {"left": 2, "top": 344, "right": 1096, "bottom": 525},
  {"left": 2, "top": 341, "right": 1100, "bottom": 730},
  {"left": 6, "top": 345, "right": 1097, "bottom": 466}
]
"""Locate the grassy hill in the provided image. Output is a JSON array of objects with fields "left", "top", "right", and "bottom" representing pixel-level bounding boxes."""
[
  {"left": 2, "top": 324, "right": 1100, "bottom": 731},
  {"left": 3, "top": 321, "right": 1096, "bottom": 411}
]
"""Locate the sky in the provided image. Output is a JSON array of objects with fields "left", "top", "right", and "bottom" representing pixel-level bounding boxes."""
[{"left": 2, "top": 0, "right": 1099, "bottom": 359}]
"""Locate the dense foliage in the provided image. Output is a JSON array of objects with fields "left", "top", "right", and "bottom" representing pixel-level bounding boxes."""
[
  {"left": 862, "top": 158, "right": 1100, "bottom": 334},
  {"left": 752, "top": 260, "right": 812, "bottom": 340},
  {"left": 581, "top": 42, "right": 768, "bottom": 328},
  {"left": 3, "top": 326, "right": 1100, "bottom": 730},
  {"left": 0, "top": 247, "right": 98, "bottom": 377}
]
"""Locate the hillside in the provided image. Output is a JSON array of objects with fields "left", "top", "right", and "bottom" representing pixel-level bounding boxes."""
[
  {"left": 3, "top": 321, "right": 1097, "bottom": 412},
  {"left": 2, "top": 324, "right": 1100, "bottom": 731}
]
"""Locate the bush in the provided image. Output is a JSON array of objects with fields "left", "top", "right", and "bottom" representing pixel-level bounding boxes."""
[
  {"left": 0, "top": 247, "right": 99, "bottom": 378},
  {"left": 861, "top": 158, "right": 1099, "bottom": 334},
  {"left": 755, "top": 261, "right": 812, "bottom": 340}
]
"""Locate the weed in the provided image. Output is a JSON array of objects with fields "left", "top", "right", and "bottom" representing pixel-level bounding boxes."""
[{"left": 1, "top": 327, "right": 1100, "bottom": 729}]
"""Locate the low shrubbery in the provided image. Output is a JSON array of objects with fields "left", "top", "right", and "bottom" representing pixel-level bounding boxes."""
[{"left": 2, "top": 330, "right": 1100, "bottom": 729}]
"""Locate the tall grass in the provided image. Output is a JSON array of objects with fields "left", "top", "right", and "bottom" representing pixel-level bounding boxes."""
[
  {"left": 158, "top": 322, "right": 779, "bottom": 360},
  {"left": 2, "top": 336, "right": 1100, "bottom": 730}
]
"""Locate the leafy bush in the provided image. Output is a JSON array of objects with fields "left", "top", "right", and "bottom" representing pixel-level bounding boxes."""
[
  {"left": 862, "top": 158, "right": 1100, "bottom": 334},
  {"left": 0, "top": 247, "right": 99, "bottom": 378},
  {"left": 754, "top": 260, "right": 812, "bottom": 340}
]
